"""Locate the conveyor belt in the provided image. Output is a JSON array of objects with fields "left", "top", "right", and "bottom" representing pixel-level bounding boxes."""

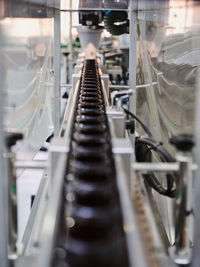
[{"left": 53, "top": 59, "right": 129, "bottom": 267}]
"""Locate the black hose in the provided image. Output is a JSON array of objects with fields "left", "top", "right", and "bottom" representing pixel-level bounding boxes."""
[
  {"left": 135, "top": 136, "right": 176, "bottom": 198},
  {"left": 123, "top": 107, "right": 153, "bottom": 137},
  {"left": 122, "top": 107, "right": 176, "bottom": 197},
  {"left": 137, "top": 136, "right": 175, "bottom": 162},
  {"left": 104, "top": 11, "right": 129, "bottom": 36}
]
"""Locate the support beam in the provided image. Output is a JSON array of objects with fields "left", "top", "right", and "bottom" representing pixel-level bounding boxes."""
[
  {"left": 53, "top": 9, "right": 61, "bottom": 137},
  {"left": 0, "top": 90, "right": 8, "bottom": 266},
  {"left": 129, "top": 9, "right": 137, "bottom": 116}
]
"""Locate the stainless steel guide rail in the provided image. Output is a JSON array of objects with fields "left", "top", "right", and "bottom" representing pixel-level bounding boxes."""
[
  {"left": 52, "top": 59, "right": 130, "bottom": 267},
  {"left": 14, "top": 57, "right": 149, "bottom": 267}
]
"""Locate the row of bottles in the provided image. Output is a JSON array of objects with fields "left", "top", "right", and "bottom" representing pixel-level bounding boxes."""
[{"left": 53, "top": 59, "right": 129, "bottom": 267}]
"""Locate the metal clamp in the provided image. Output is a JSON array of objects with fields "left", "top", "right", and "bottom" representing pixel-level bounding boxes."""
[{"left": 110, "top": 89, "right": 133, "bottom": 107}]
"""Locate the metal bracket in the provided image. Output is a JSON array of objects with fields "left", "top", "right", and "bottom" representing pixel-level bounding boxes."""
[
  {"left": 132, "top": 157, "right": 197, "bottom": 265},
  {"left": 106, "top": 107, "right": 126, "bottom": 138}
]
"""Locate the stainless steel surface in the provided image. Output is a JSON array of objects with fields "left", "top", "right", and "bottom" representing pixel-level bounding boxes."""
[
  {"left": 115, "top": 154, "right": 148, "bottom": 267},
  {"left": 105, "top": 78, "right": 141, "bottom": 265},
  {"left": 169, "top": 153, "right": 193, "bottom": 264},
  {"left": 133, "top": 158, "right": 196, "bottom": 264},
  {"left": 53, "top": 9, "right": 61, "bottom": 137},
  {"left": 192, "top": 62, "right": 200, "bottom": 267},
  {"left": 20, "top": 176, "right": 47, "bottom": 254},
  {"left": 0, "top": 49, "right": 9, "bottom": 266},
  {"left": 37, "top": 152, "right": 67, "bottom": 267},
  {"left": 64, "top": 77, "right": 80, "bottom": 137},
  {"left": 133, "top": 162, "right": 179, "bottom": 172},
  {"left": 5, "top": 150, "right": 18, "bottom": 259},
  {"left": 16, "top": 67, "right": 77, "bottom": 265},
  {"left": 59, "top": 89, "right": 74, "bottom": 137},
  {"left": 112, "top": 138, "right": 133, "bottom": 192},
  {"left": 110, "top": 89, "right": 133, "bottom": 108},
  {"left": 129, "top": 7, "right": 137, "bottom": 116},
  {"left": 14, "top": 160, "right": 48, "bottom": 169},
  {"left": 133, "top": 162, "right": 197, "bottom": 173},
  {"left": 15, "top": 141, "right": 68, "bottom": 267},
  {"left": 136, "top": 82, "right": 158, "bottom": 89},
  {"left": 109, "top": 83, "right": 158, "bottom": 90},
  {"left": 60, "top": 83, "right": 72, "bottom": 88},
  {"left": 135, "top": 172, "right": 177, "bottom": 267},
  {"left": 107, "top": 107, "right": 126, "bottom": 137}
]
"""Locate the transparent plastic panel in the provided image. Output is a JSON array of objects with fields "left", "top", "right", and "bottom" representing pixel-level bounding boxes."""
[
  {"left": 136, "top": 0, "right": 200, "bottom": 153},
  {"left": 0, "top": 2, "right": 54, "bottom": 160},
  {"left": 135, "top": 0, "right": 200, "bottom": 245}
]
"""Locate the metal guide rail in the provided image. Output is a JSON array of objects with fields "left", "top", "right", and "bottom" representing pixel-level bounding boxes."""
[{"left": 52, "top": 59, "right": 130, "bottom": 267}]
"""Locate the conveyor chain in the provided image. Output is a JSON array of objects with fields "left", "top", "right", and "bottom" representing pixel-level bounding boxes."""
[{"left": 53, "top": 59, "right": 129, "bottom": 267}]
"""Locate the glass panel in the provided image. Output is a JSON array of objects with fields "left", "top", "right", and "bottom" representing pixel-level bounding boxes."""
[
  {"left": 0, "top": 2, "right": 54, "bottom": 160},
  {"left": 136, "top": 0, "right": 200, "bottom": 154},
  {"left": 136, "top": 0, "right": 200, "bottom": 245}
]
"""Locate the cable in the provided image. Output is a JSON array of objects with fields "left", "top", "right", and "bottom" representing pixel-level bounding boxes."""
[
  {"left": 135, "top": 136, "right": 176, "bottom": 198},
  {"left": 136, "top": 136, "right": 175, "bottom": 162},
  {"left": 122, "top": 107, "right": 176, "bottom": 197},
  {"left": 104, "top": 11, "right": 129, "bottom": 36},
  {"left": 123, "top": 107, "right": 153, "bottom": 137}
]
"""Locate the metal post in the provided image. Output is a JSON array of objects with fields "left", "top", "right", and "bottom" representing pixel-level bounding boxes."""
[
  {"left": 0, "top": 95, "right": 9, "bottom": 266},
  {"left": 129, "top": 1, "right": 138, "bottom": 197},
  {"left": 192, "top": 65, "right": 200, "bottom": 267},
  {"left": 53, "top": 9, "right": 61, "bottom": 137},
  {"left": 129, "top": 6, "right": 137, "bottom": 116},
  {"left": 169, "top": 154, "right": 193, "bottom": 264},
  {"left": 14, "top": 160, "right": 48, "bottom": 169},
  {"left": 6, "top": 151, "right": 17, "bottom": 260}
]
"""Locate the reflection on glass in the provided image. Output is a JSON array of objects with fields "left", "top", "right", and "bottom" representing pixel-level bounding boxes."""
[
  {"left": 0, "top": 4, "right": 54, "bottom": 160},
  {"left": 136, "top": 0, "right": 200, "bottom": 247}
]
